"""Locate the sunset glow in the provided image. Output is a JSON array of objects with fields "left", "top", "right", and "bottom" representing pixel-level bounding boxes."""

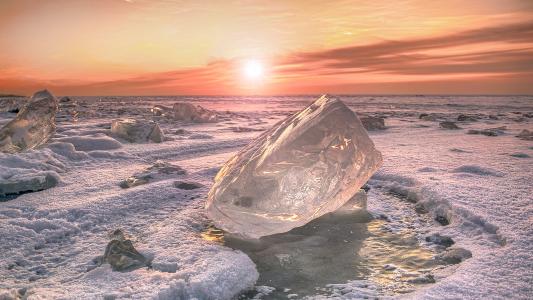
[
  {"left": 0, "top": 0, "right": 532, "bottom": 95},
  {"left": 243, "top": 60, "right": 265, "bottom": 81}
]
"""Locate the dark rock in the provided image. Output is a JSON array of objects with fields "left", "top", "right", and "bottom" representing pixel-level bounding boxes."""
[
  {"left": 174, "top": 181, "right": 204, "bottom": 190},
  {"left": 467, "top": 129, "right": 496, "bottom": 136},
  {"left": 516, "top": 129, "right": 533, "bottom": 141},
  {"left": 407, "top": 274, "right": 435, "bottom": 284},
  {"left": 510, "top": 153, "right": 530, "bottom": 158},
  {"left": 457, "top": 114, "right": 477, "bottom": 122},
  {"left": 435, "top": 214, "right": 450, "bottom": 226},
  {"left": 488, "top": 115, "right": 499, "bottom": 120},
  {"left": 360, "top": 116, "right": 386, "bottom": 130},
  {"left": 436, "top": 247, "right": 472, "bottom": 264},
  {"left": 467, "top": 128, "right": 503, "bottom": 137},
  {"left": 419, "top": 113, "right": 437, "bottom": 121},
  {"left": 415, "top": 203, "right": 428, "bottom": 214},
  {"left": 174, "top": 128, "right": 190, "bottom": 135},
  {"left": 439, "top": 121, "right": 460, "bottom": 130},
  {"left": 229, "top": 126, "right": 263, "bottom": 133},
  {"left": 425, "top": 233, "right": 454, "bottom": 247}
]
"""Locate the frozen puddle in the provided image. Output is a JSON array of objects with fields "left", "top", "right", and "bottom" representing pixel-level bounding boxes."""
[{"left": 203, "top": 186, "right": 458, "bottom": 299}]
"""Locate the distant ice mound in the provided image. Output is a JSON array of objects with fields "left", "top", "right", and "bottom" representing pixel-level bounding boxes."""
[
  {"left": 56, "top": 96, "right": 79, "bottom": 122},
  {"left": 0, "top": 90, "right": 58, "bottom": 153},
  {"left": 171, "top": 102, "right": 218, "bottom": 123},
  {"left": 207, "top": 95, "right": 383, "bottom": 238},
  {"left": 111, "top": 119, "right": 164, "bottom": 143},
  {"left": 0, "top": 96, "right": 27, "bottom": 113}
]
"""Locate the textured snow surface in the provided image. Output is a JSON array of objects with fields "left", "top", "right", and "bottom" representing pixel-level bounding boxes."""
[{"left": 0, "top": 95, "right": 532, "bottom": 299}]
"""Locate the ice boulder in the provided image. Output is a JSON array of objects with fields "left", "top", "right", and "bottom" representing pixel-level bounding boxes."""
[
  {"left": 207, "top": 95, "right": 383, "bottom": 238},
  {"left": 0, "top": 90, "right": 58, "bottom": 153},
  {"left": 111, "top": 119, "right": 164, "bottom": 143},
  {"left": 172, "top": 102, "right": 218, "bottom": 123}
]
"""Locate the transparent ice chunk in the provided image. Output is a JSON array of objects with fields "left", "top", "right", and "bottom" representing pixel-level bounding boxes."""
[
  {"left": 0, "top": 90, "right": 58, "bottom": 153},
  {"left": 207, "top": 95, "right": 383, "bottom": 238}
]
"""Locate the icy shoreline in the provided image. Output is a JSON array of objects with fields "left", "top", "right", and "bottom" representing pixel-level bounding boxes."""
[{"left": 1, "top": 95, "right": 532, "bottom": 299}]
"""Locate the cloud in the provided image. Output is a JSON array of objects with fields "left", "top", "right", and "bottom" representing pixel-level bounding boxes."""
[
  {"left": 277, "top": 20, "right": 533, "bottom": 78},
  {"left": 1, "top": 20, "right": 533, "bottom": 95}
]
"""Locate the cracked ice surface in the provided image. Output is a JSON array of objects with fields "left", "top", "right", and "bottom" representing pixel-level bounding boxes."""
[{"left": 207, "top": 95, "right": 383, "bottom": 238}]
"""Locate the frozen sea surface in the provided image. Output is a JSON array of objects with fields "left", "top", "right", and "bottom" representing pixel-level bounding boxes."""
[{"left": 0, "top": 95, "right": 532, "bottom": 299}]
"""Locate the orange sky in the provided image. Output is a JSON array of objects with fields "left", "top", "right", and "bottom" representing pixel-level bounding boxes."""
[{"left": 0, "top": 0, "right": 532, "bottom": 95}]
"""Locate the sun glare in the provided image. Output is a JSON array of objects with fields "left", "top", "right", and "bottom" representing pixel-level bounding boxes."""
[{"left": 243, "top": 60, "right": 264, "bottom": 80}]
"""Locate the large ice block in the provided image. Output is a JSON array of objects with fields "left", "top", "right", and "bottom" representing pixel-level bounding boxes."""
[
  {"left": 0, "top": 90, "right": 58, "bottom": 153},
  {"left": 207, "top": 95, "right": 383, "bottom": 238}
]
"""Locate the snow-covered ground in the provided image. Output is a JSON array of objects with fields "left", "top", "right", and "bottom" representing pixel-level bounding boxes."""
[{"left": 0, "top": 95, "right": 532, "bottom": 299}]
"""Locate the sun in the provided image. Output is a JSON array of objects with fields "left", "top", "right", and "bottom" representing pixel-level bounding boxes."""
[{"left": 243, "top": 59, "right": 264, "bottom": 80}]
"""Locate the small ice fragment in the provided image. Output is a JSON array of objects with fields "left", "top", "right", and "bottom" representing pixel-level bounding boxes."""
[
  {"left": 207, "top": 95, "right": 382, "bottom": 238},
  {"left": 0, "top": 90, "right": 58, "bottom": 153},
  {"left": 111, "top": 118, "right": 164, "bottom": 143},
  {"left": 120, "top": 161, "right": 186, "bottom": 188},
  {"left": 102, "top": 230, "right": 147, "bottom": 271}
]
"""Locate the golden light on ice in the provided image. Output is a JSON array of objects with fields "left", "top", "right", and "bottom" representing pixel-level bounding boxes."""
[{"left": 243, "top": 60, "right": 264, "bottom": 80}]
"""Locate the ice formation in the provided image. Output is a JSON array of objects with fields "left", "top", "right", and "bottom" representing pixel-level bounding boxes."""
[
  {"left": 56, "top": 96, "right": 79, "bottom": 122},
  {"left": 110, "top": 119, "right": 164, "bottom": 143},
  {"left": 172, "top": 102, "right": 218, "bottom": 123},
  {"left": 0, "top": 96, "right": 26, "bottom": 113},
  {"left": 101, "top": 230, "right": 147, "bottom": 271},
  {"left": 151, "top": 104, "right": 171, "bottom": 117},
  {"left": 0, "top": 170, "right": 59, "bottom": 197},
  {"left": 207, "top": 95, "right": 383, "bottom": 238},
  {"left": 0, "top": 90, "right": 58, "bottom": 153}
]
